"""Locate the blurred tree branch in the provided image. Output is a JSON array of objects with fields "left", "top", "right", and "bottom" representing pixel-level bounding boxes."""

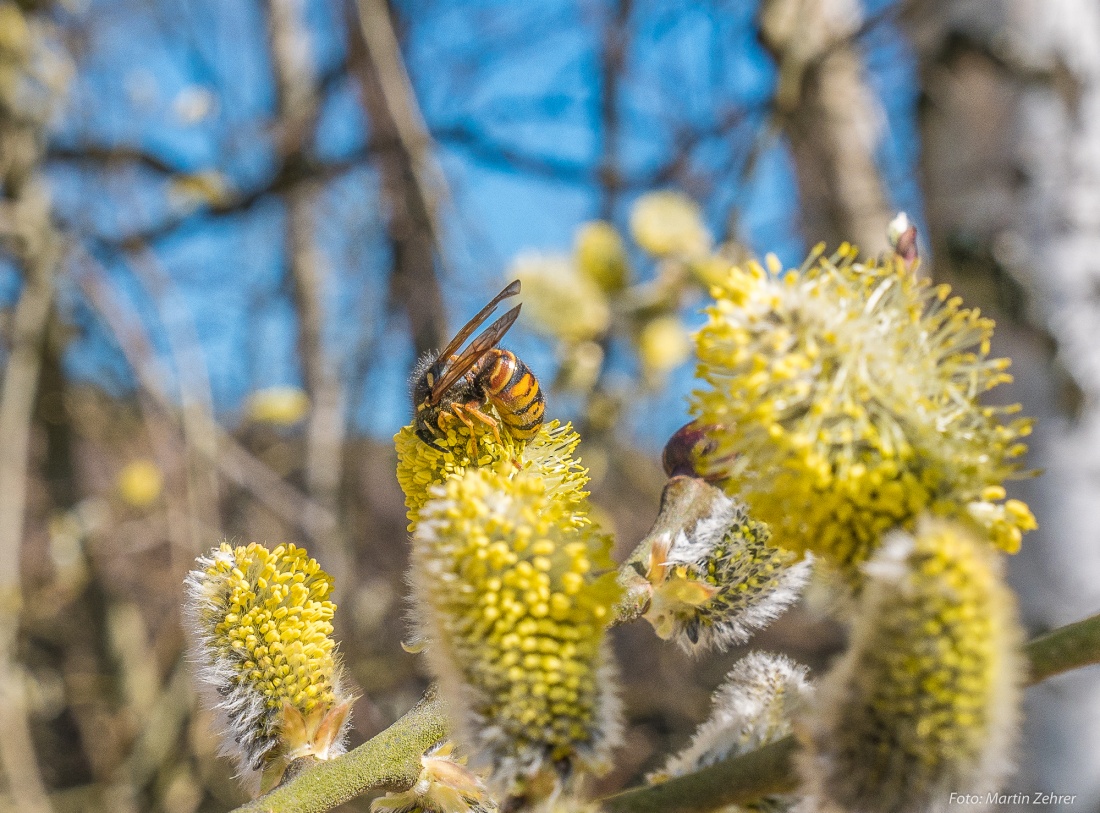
[
  {"left": 348, "top": 0, "right": 446, "bottom": 356},
  {"left": 0, "top": 184, "right": 59, "bottom": 813},
  {"left": 0, "top": 3, "right": 66, "bottom": 810},
  {"left": 266, "top": 0, "right": 352, "bottom": 592},
  {"left": 125, "top": 247, "right": 222, "bottom": 564},
  {"left": 67, "top": 149, "right": 372, "bottom": 248},
  {"left": 597, "top": 0, "right": 632, "bottom": 218},
  {"left": 75, "top": 256, "right": 339, "bottom": 542},
  {"left": 433, "top": 121, "right": 597, "bottom": 184},
  {"left": 758, "top": 0, "right": 893, "bottom": 253}
]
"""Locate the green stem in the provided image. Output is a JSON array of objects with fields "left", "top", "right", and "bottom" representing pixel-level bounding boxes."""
[
  {"left": 1024, "top": 611, "right": 1100, "bottom": 686},
  {"left": 600, "top": 737, "right": 798, "bottom": 813},
  {"left": 602, "top": 611, "right": 1100, "bottom": 813},
  {"left": 231, "top": 691, "right": 448, "bottom": 813},
  {"left": 229, "top": 612, "right": 1100, "bottom": 813}
]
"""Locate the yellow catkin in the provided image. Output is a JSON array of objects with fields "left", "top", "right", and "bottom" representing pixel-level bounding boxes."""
[
  {"left": 509, "top": 254, "right": 611, "bottom": 342},
  {"left": 800, "top": 519, "right": 1022, "bottom": 813},
  {"left": 246, "top": 385, "right": 310, "bottom": 425},
  {"left": 691, "top": 250, "right": 1035, "bottom": 579},
  {"left": 574, "top": 220, "right": 629, "bottom": 292},
  {"left": 410, "top": 466, "right": 622, "bottom": 802},
  {"left": 185, "top": 542, "right": 352, "bottom": 786},
  {"left": 629, "top": 191, "right": 712, "bottom": 258},
  {"left": 395, "top": 419, "right": 590, "bottom": 533}
]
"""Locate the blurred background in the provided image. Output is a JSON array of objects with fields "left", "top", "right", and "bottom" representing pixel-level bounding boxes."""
[{"left": 0, "top": 0, "right": 1098, "bottom": 811}]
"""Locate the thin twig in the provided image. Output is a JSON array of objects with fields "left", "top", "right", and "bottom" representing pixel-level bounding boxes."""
[
  {"left": 757, "top": 0, "right": 894, "bottom": 252},
  {"left": 230, "top": 691, "right": 449, "bottom": 813},
  {"left": 219, "top": 611, "right": 1100, "bottom": 813},
  {"left": 75, "top": 257, "right": 338, "bottom": 542},
  {"left": 126, "top": 247, "right": 222, "bottom": 560},
  {"left": 600, "top": 737, "right": 798, "bottom": 813},
  {"left": 1025, "top": 612, "right": 1100, "bottom": 685},
  {"left": 349, "top": 0, "right": 447, "bottom": 356},
  {"left": 0, "top": 7, "right": 65, "bottom": 807}
]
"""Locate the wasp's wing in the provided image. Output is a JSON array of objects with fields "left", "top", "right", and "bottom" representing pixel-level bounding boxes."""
[
  {"left": 436, "top": 280, "right": 521, "bottom": 366},
  {"left": 429, "top": 305, "right": 521, "bottom": 404}
]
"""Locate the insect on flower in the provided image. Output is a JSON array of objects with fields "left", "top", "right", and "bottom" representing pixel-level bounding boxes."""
[{"left": 412, "top": 280, "right": 545, "bottom": 455}]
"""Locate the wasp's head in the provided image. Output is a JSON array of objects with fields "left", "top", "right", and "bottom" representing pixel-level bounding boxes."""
[{"left": 411, "top": 351, "right": 445, "bottom": 447}]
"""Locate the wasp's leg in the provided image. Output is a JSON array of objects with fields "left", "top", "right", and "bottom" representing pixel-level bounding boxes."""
[
  {"left": 465, "top": 403, "right": 504, "bottom": 447},
  {"left": 450, "top": 403, "right": 480, "bottom": 457}
]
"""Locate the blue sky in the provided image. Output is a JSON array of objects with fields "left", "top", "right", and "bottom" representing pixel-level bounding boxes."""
[{"left": 9, "top": 0, "right": 923, "bottom": 448}]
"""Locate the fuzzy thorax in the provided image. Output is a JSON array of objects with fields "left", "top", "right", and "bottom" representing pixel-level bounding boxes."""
[
  {"left": 185, "top": 542, "right": 353, "bottom": 790},
  {"left": 410, "top": 465, "right": 622, "bottom": 803}
]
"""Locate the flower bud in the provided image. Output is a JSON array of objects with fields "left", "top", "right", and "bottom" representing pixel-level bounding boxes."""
[
  {"left": 888, "top": 211, "right": 918, "bottom": 265},
  {"left": 555, "top": 341, "right": 604, "bottom": 394},
  {"left": 116, "top": 459, "right": 163, "bottom": 507},
  {"left": 651, "top": 651, "right": 810, "bottom": 783},
  {"left": 575, "top": 220, "right": 629, "bottom": 292},
  {"left": 246, "top": 385, "right": 310, "bottom": 426},
  {"left": 184, "top": 542, "right": 353, "bottom": 791},
  {"left": 638, "top": 315, "right": 692, "bottom": 381},
  {"left": 622, "top": 484, "right": 809, "bottom": 654},
  {"left": 509, "top": 254, "right": 611, "bottom": 342}
]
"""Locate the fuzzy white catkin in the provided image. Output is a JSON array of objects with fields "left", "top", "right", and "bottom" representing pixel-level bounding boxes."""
[
  {"left": 637, "top": 489, "right": 811, "bottom": 655},
  {"left": 652, "top": 652, "right": 812, "bottom": 813}
]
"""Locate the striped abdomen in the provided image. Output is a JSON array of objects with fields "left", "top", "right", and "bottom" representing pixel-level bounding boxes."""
[{"left": 481, "top": 349, "right": 545, "bottom": 440}]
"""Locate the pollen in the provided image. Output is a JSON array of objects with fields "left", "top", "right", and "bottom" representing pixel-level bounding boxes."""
[
  {"left": 800, "top": 519, "right": 1023, "bottom": 813},
  {"left": 410, "top": 465, "right": 622, "bottom": 800},
  {"left": 690, "top": 248, "right": 1035, "bottom": 580},
  {"left": 185, "top": 542, "right": 352, "bottom": 787},
  {"left": 396, "top": 419, "right": 591, "bottom": 533}
]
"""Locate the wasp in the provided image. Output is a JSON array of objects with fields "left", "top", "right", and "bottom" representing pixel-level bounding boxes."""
[{"left": 411, "top": 280, "right": 545, "bottom": 454}]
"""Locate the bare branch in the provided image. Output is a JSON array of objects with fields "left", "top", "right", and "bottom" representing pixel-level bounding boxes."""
[
  {"left": 348, "top": 0, "right": 447, "bottom": 356},
  {"left": 758, "top": 0, "right": 894, "bottom": 253},
  {"left": 266, "top": 0, "right": 352, "bottom": 591},
  {"left": 0, "top": 4, "right": 65, "bottom": 810},
  {"left": 432, "top": 122, "right": 597, "bottom": 184},
  {"left": 74, "top": 255, "right": 339, "bottom": 544},
  {"left": 597, "top": 0, "right": 633, "bottom": 217}
]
